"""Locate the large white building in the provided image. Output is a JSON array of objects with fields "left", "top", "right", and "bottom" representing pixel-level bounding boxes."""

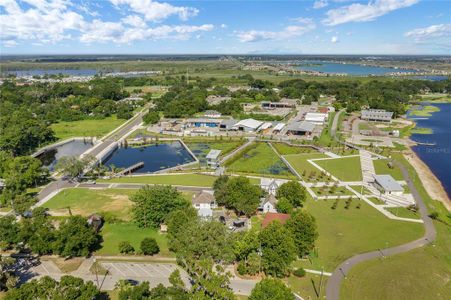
[
  {"left": 361, "top": 109, "right": 394, "bottom": 122},
  {"left": 232, "top": 118, "right": 264, "bottom": 132},
  {"left": 304, "top": 112, "right": 328, "bottom": 125}
]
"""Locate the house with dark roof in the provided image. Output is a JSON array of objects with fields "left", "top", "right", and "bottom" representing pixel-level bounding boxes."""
[{"left": 259, "top": 194, "right": 277, "bottom": 213}]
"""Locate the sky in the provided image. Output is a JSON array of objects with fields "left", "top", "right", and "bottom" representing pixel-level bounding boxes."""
[{"left": 0, "top": 0, "right": 450, "bottom": 55}]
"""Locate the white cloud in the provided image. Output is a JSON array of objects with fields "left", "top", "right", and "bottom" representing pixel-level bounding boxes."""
[
  {"left": 220, "top": 24, "right": 228, "bottom": 29},
  {"left": 121, "top": 15, "right": 147, "bottom": 28},
  {"left": 0, "top": 0, "right": 85, "bottom": 43},
  {"left": 405, "top": 24, "right": 451, "bottom": 41},
  {"left": 237, "top": 18, "right": 315, "bottom": 42},
  {"left": 2, "top": 40, "right": 18, "bottom": 47},
  {"left": 109, "top": 0, "right": 198, "bottom": 22},
  {"left": 313, "top": 0, "right": 328, "bottom": 9},
  {"left": 323, "top": 0, "right": 419, "bottom": 26},
  {"left": 331, "top": 36, "right": 339, "bottom": 43}
]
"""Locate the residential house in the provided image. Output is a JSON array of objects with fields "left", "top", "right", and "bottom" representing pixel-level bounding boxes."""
[
  {"left": 192, "top": 191, "right": 217, "bottom": 218},
  {"left": 260, "top": 178, "right": 288, "bottom": 195}
]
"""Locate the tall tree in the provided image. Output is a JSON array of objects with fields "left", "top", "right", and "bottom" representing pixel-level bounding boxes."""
[
  {"left": 221, "top": 176, "right": 262, "bottom": 216},
  {"left": 131, "top": 185, "right": 189, "bottom": 228},
  {"left": 286, "top": 210, "right": 318, "bottom": 257},
  {"left": 259, "top": 222, "right": 296, "bottom": 277},
  {"left": 249, "top": 278, "right": 295, "bottom": 300},
  {"left": 276, "top": 181, "right": 306, "bottom": 207},
  {"left": 55, "top": 155, "right": 95, "bottom": 179}
]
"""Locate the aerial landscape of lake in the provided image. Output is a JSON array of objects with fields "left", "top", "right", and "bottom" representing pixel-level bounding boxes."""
[
  {"left": 296, "top": 61, "right": 417, "bottom": 75},
  {"left": 103, "top": 141, "right": 195, "bottom": 173},
  {"left": 410, "top": 103, "right": 451, "bottom": 198},
  {"left": 38, "top": 139, "right": 94, "bottom": 171}
]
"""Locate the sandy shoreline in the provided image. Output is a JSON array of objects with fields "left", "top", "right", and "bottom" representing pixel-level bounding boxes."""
[{"left": 404, "top": 148, "right": 451, "bottom": 211}]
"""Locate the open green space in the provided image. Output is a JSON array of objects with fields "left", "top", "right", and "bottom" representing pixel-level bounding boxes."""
[
  {"left": 271, "top": 143, "right": 316, "bottom": 155},
  {"left": 97, "top": 173, "right": 218, "bottom": 187},
  {"left": 286, "top": 272, "right": 328, "bottom": 299},
  {"left": 96, "top": 222, "right": 172, "bottom": 257},
  {"left": 349, "top": 185, "right": 373, "bottom": 196},
  {"left": 420, "top": 93, "right": 451, "bottom": 103},
  {"left": 226, "top": 142, "right": 293, "bottom": 177},
  {"left": 341, "top": 152, "right": 451, "bottom": 300},
  {"left": 296, "top": 197, "right": 424, "bottom": 271},
  {"left": 51, "top": 115, "right": 126, "bottom": 140},
  {"left": 42, "top": 188, "right": 136, "bottom": 220},
  {"left": 366, "top": 197, "right": 385, "bottom": 205},
  {"left": 409, "top": 105, "right": 440, "bottom": 117},
  {"left": 314, "top": 156, "right": 363, "bottom": 182},
  {"left": 373, "top": 159, "right": 404, "bottom": 180},
  {"left": 284, "top": 153, "right": 328, "bottom": 180},
  {"left": 385, "top": 207, "right": 420, "bottom": 219},
  {"left": 311, "top": 186, "right": 354, "bottom": 197}
]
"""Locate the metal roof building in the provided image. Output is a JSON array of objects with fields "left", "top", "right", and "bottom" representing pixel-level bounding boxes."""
[
  {"left": 286, "top": 121, "right": 316, "bottom": 136},
  {"left": 232, "top": 118, "right": 264, "bottom": 132},
  {"left": 361, "top": 109, "right": 394, "bottom": 122},
  {"left": 373, "top": 175, "right": 404, "bottom": 195}
]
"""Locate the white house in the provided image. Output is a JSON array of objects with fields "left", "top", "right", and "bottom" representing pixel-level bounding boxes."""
[
  {"left": 373, "top": 175, "right": 404, "bottom": 196},
  {"left": 260, "top": 178, "right": 288, "bottom": 195},
  {"left": 192, "top": 191, "right": 217, "bottom": 218},
  {"left": 206, "top": 149, "right": 221, "bottom": 168},
  {"left": 259, "top": 194, "right": 277, "bottom": 213},
  {"left": 232, "top": 118, "right": 264, "bottom": 132}
]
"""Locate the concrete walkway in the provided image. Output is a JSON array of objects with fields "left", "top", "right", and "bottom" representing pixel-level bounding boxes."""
[{"left": 325, "top": 149, "right": 437, "bottom": 300}]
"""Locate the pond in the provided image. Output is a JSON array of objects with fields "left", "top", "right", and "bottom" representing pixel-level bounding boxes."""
[
  {"left": 38, "top": 139, "right": 94, "bottom": 171},
  {"left": 103, "top": 141, "right": 195, "bottom": 173}
]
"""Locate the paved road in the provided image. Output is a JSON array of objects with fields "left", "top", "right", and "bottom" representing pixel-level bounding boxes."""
[
  {"left": 36, "top": 112, "right": 145, "bottom": 202},
  {"left": 325, "top": 139, "right": 437, "bottom": 299}
]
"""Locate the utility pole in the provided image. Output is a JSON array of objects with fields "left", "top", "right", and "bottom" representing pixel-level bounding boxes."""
[
  {"left": 318, "top": 268, "right": 324, "bottom": 298},
  {"left": 93, "top": 258, "right": 99, "bottom": 289}
]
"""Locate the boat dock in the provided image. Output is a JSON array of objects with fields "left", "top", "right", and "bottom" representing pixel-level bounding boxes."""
[{"left": 116, "top": 162, "right": 144, "bottom": 176}]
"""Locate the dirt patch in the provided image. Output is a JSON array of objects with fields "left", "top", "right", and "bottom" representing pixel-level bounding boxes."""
[
  {"left": 100, "top": 194, "right": 133, "bottom": 212},
  {"left": 50, "top": 257, "right": 84, "bottom": 273}
]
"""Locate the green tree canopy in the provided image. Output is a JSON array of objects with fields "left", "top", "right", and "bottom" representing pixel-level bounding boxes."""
[
  {"left": 276, "top": 181, "right": 306, "bottom": 207},
  {"left": 249, "top": 278, "right": 295, "bottom": 300},
  {"left": 131, "top": 185, "right": 189, "bottom": 228},
  {"left": 221, "top": 176, "right": 263, "bottom": 216},
  {"left": 259, "top": 222, "right": 296, "bottom": 277},
  {"left": 286, "top": 210, "right": 318, "bottom": 257}
]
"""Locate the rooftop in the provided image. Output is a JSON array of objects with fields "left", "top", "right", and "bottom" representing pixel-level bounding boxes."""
[
  {"left": 233, "top": 118, "right": 264, "bottom": 129},
  {"left": 192, "top": 191, "right": 216, "bottom": 205},
  {"left": 206, "top": 149, "right": 222, "bottom": 160},
  {"left": 286, "top": 121, "right": 316, "bottom": 132},
  {"left": 373, "top": 175, "right": 403, "bottom": 192},
  {"left": 262, "top": 212, "right": 291, "bottom": 228}
]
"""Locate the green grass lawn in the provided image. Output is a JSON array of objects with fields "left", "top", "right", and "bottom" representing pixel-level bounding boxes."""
[
  {"left": 97, "top": 173, "right": 218, "bottom": 187},
  {"left": 42, "top": 188, "right": 136, "bottom": 220},
  {"left": 373, "top": 159, "right": 404, "bottom": 180},
  {"left": 411, "top": 127, "right": 433, "bottom": 134},
  {"left": 314, "top": 156, "right": 362, "bottom": 182},
  {"left": 226, "top": 142, "right": 293, "bottom": 177},
  {"left": 366, "top": 197, "right": 385, "bottom": 205},
  {"left": 284, "top": 153, "right": 328, "bottom": 179},
  {"left": 341, "top": 152, "right": 451, "bottom": 300},
  {"left": 96, "top": 222, "right": 172, "bottom": 257},
  {"left": 311, "top": 186, "right": 354, "bottom": 197},
  {"left": 385, "top": 207, "right": 420, "bottom": 219},
  {"left": 349, "top": 185, "right": 373, "bottom": 196},
  {"left": 286, "top": 272, "right": 328, "bottom": 299},
  {"left": 296, "top": 197, "right": 424, "bottom": 271},
  {"left": 271, "top": 143, "right": 316, "bottom": 155},
  {"left": 51, "top": 115, "right": 126, "bottom": 140}
]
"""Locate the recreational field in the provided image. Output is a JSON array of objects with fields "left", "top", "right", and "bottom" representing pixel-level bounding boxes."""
[
  {"left": 42, "top": 188, "right": 136, "bottom": 220},
  {"left": 51, "top": 115, "right": 125, "bottom": 140},
  {"left": 284, "top": 153, "right": 328, "bottom": 179},
  {"left": 96, "top": 222, "right": 172, "bottom": 257},
  {"left": 285, "top": 272, "right": 328, "bottom": 299},
  {"left": 271, "top": 143, "right": 316, "bottom": 155},
  {"left": 296, "top": 197, "right": 424, "bottom": 271},
  {"left": 373, "top": 159, "right": 404, "bottom": 180},
  {"left": 314, "top": 156, "right": 363, "bottom": 182},
  {"left": 97, "top": 173, "right": 218, "bottom": 187},
  {"left": 226, "top": 142, "right": 293, "bottom": 177},
  {"left": 341, "top": 152, "right": 451, "bottom": 299}
]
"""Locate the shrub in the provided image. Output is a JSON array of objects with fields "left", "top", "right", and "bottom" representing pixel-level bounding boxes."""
[
  {"left": 293, "top": 268, "right": 306, "bottom": 277},
  {"left": 140, "top": 238, "right": 160, "bottom": 255},
  {"left": 237, "top": 261, "right": 247, "bottom": 275},
  {"left": 118, "top": 241, "right": 134, "bottom": 254},
  {"left": 429, "top": 211, "right": 439, "bottom": 219}
]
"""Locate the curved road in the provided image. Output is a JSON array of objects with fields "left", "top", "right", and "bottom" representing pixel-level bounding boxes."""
[{"left": 325, "top": 110, "right": 437, "bottom": 300}]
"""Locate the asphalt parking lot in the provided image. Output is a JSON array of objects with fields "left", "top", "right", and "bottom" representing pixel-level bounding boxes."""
[{"left": 101, "top": 262, "right": 185, "bottom": 279}]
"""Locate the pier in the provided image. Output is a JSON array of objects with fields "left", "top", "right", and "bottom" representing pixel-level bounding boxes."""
[{"left": 116, "top": 162, "right": 145, "bottom": 176}]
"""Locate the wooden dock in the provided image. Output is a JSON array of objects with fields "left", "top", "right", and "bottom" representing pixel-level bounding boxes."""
[{"left": 116, "top": 162, "right": 144, "bottom": 176}]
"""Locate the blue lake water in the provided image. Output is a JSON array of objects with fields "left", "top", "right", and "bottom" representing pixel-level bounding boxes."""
[
  {"left": 103, "top": 141, "right": 195, "bottom": 173},
  {"left": 410, "top": 103, "right": 451, "bottom": 198},
  {"left": 38, "top": 140, "right": 94, "bottom": 171},
  {"left": 3, "top": 69, "right": 98, "bottom": 77},
  {"left": 296, "top": 61, "right": 417, "bottom": 76}
]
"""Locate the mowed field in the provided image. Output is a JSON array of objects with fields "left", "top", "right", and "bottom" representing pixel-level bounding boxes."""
[
  {"left": 314, "top": 156, "right": 363, "bottom": 182},
  {"left": 373, "top": 159, "right": 404, "bottom": 180},
  {"left": 51, "top": 115, "right": 125, "bottom": 140},
  {"left": 284, "top": 153, "right": 329, "bottom": 177},
  {"left": 296, "top": 197, "right": 424, "bottom": 271},
  {"left": 97, "top": 173, "right": 218, "bottom": 186}
]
